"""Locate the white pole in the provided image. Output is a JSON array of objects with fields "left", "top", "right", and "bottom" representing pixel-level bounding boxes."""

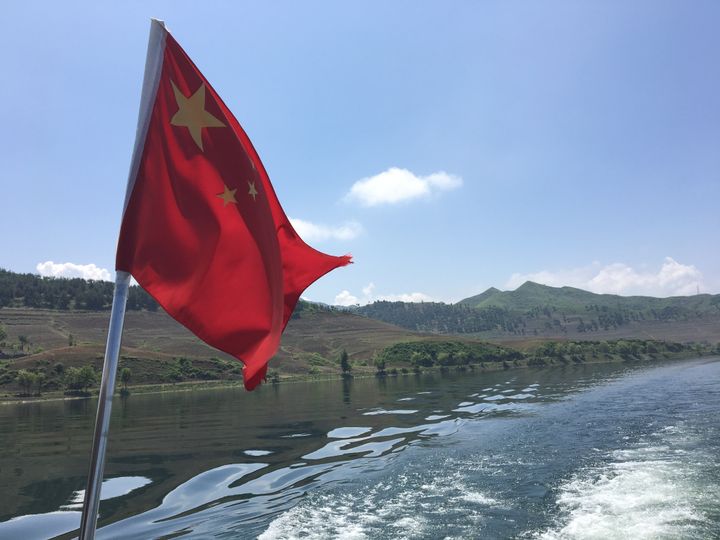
[{"left": 78, "top": 271, "right": 131, "bottom": 539}]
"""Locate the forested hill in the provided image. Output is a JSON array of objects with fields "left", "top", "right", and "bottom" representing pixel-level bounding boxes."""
[
  {"left": 355, "top": 301, "right": 521, "bottom": 334},
  {"left": 0, "top": 269, "right": 158, "bottom": 311},
  {"left": 459, "top": 281, "right": 720, "bottom": 314},
  {"left": 354, "top": 282, "right": 720, "bottom": 341},
  {"left": 3, "top": 268, "right": 720, "bottom": 342},
  {"left": 0, "top": 268, "right": 332, "bottom": 316}
]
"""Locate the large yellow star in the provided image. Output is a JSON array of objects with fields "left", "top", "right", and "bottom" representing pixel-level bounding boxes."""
[
  {"left": 216, "top": 184, "right": 238, "bottom": 207},
  {"left": 170, "top": 81, "right": 226, "bottom": 151}
]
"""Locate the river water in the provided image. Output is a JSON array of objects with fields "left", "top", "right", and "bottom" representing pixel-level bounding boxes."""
[{"left": 1, "top": 358, "right": 719, "bottom": 539}]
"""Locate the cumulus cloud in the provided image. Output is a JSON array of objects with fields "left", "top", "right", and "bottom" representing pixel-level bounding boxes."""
[
  {"left": 345, "top": 167, "right": 462, "bottom": 206},
  {"left": 334, "top": 281, "right": 434, "bottom": 306},
  {"left": 362, "top": 283, "right": 376, "bottom": 297},
  {"left": 290, "top": 218, "right": 363, "bottom": 242},
  {"left": 37, "top": 261, "right": 112, "bottom": 281},
  {"left": 506, "top": 257, "right": 704, "bottom": 297},
  {"left": 334, "top": 290, "right": 360, "bottom": 306},
  {"left": 376, "top": 292, "right": 435, "bottom": 303}
]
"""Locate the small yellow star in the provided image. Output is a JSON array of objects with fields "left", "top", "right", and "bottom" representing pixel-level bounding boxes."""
[
  {"left": 170, "top": 81, "right": 226, "bottom": 151},
  {"left": 216, "top": 184, "right": 238, "bottom": 207},
  {"left": 248, "top": 181, "right": 258, "bottom": 201}
]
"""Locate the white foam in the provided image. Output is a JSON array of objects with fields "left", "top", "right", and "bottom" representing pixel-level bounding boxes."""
[
  {"left": 461, "top": 491, "right": 499, "bottom": 506},
  {"left": 259, "top": 503, "right": 369, "bottom": 539},
  {"left": 259, "top": 466, "right": 500, "bottom": 539},
  {"left": 259, "top": 482, "right": 427, "bottom": 539},
  {"left": 534, "top": 435, "right": 710, "bottom": 539}
]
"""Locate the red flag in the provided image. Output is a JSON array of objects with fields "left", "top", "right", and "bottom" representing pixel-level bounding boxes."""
[{"left": 116, "top": 23, "right": 351, "bottom": 390}]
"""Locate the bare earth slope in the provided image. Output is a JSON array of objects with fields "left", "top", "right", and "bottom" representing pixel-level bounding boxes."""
[{"left": 0, "top": 307, "right": 444, "bottom": 392}]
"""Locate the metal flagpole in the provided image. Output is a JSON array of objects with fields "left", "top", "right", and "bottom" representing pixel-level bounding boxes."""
[
  {"left": 78, "top": 19, "right": 166, "bottom": 539},
  {"left": 78, "top": 271, "right": 131, "bottom": 539}
]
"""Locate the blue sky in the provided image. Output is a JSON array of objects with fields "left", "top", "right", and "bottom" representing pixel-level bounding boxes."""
[{"left": 1, "top": 2, "right": 718, "bottom": 304}]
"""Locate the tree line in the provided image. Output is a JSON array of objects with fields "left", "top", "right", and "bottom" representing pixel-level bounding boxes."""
[
  {"left": 355, "top": 301, "right": 522, "bottom": 334},
  {"left": 353, "top": 297, "right": 720, "bottom": 337},
  {"left": 373, "top": 338, "right": 713, "bottom": 372},
  {"left": 0, "top": 269, "right": 158, "bottom": 311}
]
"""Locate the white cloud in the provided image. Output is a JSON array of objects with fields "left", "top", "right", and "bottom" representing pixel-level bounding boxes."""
[
  {"left": 376, "top": 292, "right": 435, "bottom": 303},
  {"left": 334, "top": 290, "right": 360, "bottom": 306},
  {"left": 37, "top": 261, "right": 112, "bottom": 281},
  {"left": 345, "top": 167, "right": 462, "bottom": 206},
  {"left": 290, "top": 218, "right": 363, "bottom": 242},
  {"left": 506, "top": 257, "right": 704, "bottom": 297},
  {"left": 334, "top": 281, "right": 434, "bottom": 306}
]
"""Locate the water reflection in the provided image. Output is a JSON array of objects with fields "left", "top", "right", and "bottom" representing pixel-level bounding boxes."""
[
  {"left": 64, "top": 476, "right": 153, "bottom": 509},
  {"left": 0, "top": 475, "right": 152, "bottom": 539},
  {"left": 0, "top": 362, "right": 648, "bottom": 538}
]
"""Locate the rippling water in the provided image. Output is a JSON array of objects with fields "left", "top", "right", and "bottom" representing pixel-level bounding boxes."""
[{"left": 1, "top": 358, "right": 719, "bottom": 539}]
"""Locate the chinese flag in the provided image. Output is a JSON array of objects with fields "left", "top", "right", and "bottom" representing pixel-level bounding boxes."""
[{"left": 116, "top": 22, "right": 350, "bottom": 390}]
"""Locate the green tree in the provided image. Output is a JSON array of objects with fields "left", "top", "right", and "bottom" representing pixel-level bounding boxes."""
[
  {"left": 35, "top": 372, "right": 46, "bottom": 395},
  {"left": 0, "top": 323, "right": 7, "bottom": 345},
  {"left": 120, "top": 367, "right": 132, "bottom": 392},
  {"left": 339, "top": 349, "right": 351, "bottom": 375},
  {"left": 16, "top": 370, "right": 36, "bottom": 395},
  {"left": 65, "top": 365, "right": 97, "bottom": 393},
  {"left": 18, "top": 335, "right": 29, "bottom": 351},
  {"left": 78, "top": 366, "right": 97, "bottom": 391},
  {"left": 374, "top": 356, "right": 386, "bottom": 376},
  {"left": 68, "top": 334, "right": 75, "bottom": 347}
]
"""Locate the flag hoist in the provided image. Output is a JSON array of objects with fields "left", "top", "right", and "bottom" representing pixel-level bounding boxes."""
[{"left": 79, "top": 19, "right": 350, "bottom": 539}]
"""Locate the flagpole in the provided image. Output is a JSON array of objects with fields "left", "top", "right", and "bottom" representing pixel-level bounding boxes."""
[
  {"left": 78, "top": 270, "right": 131, "bottom": 540},
  {"left": 78, "top": 19, "right": 167, "bottom": 540}
]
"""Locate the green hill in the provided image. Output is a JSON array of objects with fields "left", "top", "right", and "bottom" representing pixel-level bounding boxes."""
[
  {"left": 355, "top": 281, "right": 720, "bottom": 342},
  {"left": 459, "top": 280, "right": 719, "bottom": 315},
  {"left": 0, "top": 267, "right": 530, "bottom": 397},
  {"left": 458, "top": 286, "right": 501, "bottom": 307},
  {"left": 1, "top": 270, "right": 718, "bottom": 398}
]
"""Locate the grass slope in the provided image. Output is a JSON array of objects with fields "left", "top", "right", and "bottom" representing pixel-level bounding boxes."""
[{"left": 0, "top": 306, "right": 474, "bottom": 395}]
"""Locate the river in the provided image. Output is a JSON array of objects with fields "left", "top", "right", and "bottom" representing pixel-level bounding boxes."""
[{"left": 1, "top": 358, "right": 719, "bottom": 539}]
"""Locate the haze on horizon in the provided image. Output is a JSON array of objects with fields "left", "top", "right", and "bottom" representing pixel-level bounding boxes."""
[{"left": 1, "top": 2, "right": 718, "bottom": 305}]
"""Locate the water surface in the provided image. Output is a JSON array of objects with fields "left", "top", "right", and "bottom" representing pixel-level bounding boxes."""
[{"left": 1, "top": 358, "right": 719, "bottom": 539}]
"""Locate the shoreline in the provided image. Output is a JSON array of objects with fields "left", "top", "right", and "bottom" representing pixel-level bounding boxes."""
[{"left": 1, "top": 350, "right": 712, "bottom": 406}]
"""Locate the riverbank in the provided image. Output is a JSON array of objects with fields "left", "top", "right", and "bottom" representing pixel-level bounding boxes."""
[{"left": 1, "top": 348, "right": 710, "bottom": 405}]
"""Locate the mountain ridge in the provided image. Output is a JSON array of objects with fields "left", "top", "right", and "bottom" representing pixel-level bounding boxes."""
[
  {"left": 457, "top": 280, "right": 719, "bottom": 313},
  {"left": 354, "top": 281, "right": 720, "bottom": 342}
]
